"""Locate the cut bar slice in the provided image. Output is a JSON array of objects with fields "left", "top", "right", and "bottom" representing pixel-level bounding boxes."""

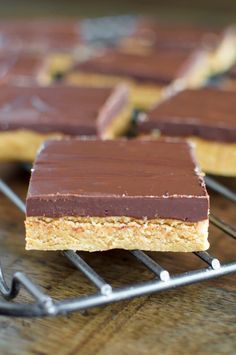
[
  {"left": 66, "top": 49, "right": 209, "bottom": 109},
  {"left": 25, "top": 138, "right": 209, "bottom": 252},
  {"left": 0, "top": 85, "right": 131, "bottom": 161},
  {"left": 138, "top": 88, "right": 236, "bottom": 176}
]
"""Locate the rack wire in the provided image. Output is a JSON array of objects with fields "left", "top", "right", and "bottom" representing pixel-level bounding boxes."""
[{"left": 0, "top": 175, "right": 235, "bottom": 318}]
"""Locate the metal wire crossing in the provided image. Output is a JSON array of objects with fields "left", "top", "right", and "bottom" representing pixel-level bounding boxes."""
[{"left": 0, "top": 176, "right": 235, "bottom": 318}]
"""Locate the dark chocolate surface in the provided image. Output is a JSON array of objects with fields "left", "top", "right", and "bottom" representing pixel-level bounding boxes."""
[
  {"left": 74, "top": 49, "right": 199, "bottom": 84},
  {"left": 26, "top": 139, "right": 209, "bottom": 221},
  {"left": 0, "top": 85, "right": 128, "bottom": 136},
  {"left": 0, "top": 19, "right": 80, "bottom": 52},
  {"left": 0, "top": 53, "right": 43, "bottom": 85},
  {"left": 139, "top": 88, "right": 236, "bottom": 142},
  {"left": 135, "top": 21, "right": 221, "bottom": 50}
]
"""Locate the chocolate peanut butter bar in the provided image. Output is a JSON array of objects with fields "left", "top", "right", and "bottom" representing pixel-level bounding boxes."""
[
  {"left": 25, "top": 138, "right": 209, "bottom": 252},
  {"left": 67, "top": 49, "right": 209, "bottom": 109},
  {"left": 120, "top": 21, "right": 236, "bottom": 75},
  {"left": 0, "top": 85, "right": 131, "bottom": 161},
  {"left": 138, "top": 88, "right": 236, "bottom": 176}
]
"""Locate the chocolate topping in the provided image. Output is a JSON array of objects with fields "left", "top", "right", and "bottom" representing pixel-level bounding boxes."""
[
  {"left": 0, "top": 53, "right": 43, "bottom": 85},
  {"left": 0, "top": 85, "right": 128, "bottom": 137},
  {"left": 26, "top": 139, "right": 209, "bottom": 222},
  {"left": 0, "top": 19, "right": 80, "bottom": 52},
  {"left": 74, "top": 49, "right": 200, "bottom": 84},
  {"left": 139, "top": 88, "right": 236, "bottom": 142},
  {"left": 134, "top": 21, "right": 221, "bottom": 50}
]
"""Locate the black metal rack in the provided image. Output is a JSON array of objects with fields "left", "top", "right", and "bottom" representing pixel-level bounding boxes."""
[{"left": 0, "top": 176, "right": 235, "bottom": 318}]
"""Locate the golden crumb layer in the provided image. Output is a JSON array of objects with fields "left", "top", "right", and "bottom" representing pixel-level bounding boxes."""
[{"left": 25, "top": 216, "right": 209, "bottom": 252}]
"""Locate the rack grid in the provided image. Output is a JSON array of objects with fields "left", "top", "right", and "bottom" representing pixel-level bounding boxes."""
[{"left": 0, "top": 175, "right": 235, "bottom": 318}]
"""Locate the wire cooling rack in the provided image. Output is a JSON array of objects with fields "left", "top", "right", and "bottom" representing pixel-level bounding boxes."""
[{"left": 0, "top": 175, "right": 235, "bottom": 318}]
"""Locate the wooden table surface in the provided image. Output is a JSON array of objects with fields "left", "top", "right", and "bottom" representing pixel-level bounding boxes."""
[
  {"left": 0, "top": 2, "right": 236, "bottom": 352},
  {"left": 0, "top": 165, "right": 235, "bottom": 354}
]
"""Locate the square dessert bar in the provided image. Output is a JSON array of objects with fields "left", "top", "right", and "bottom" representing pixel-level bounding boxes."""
[
  {"left": 66, "top": 49, "right": 209, "bottom": 109},
  {"left": 25, "top": 139, "right": 209, "bottom": 252},
  {"left": 138, "top": 88, "right": 236, "bottom": 176},
  {"left": 0, "top": 85, "right": 130, "bottom": 161}
]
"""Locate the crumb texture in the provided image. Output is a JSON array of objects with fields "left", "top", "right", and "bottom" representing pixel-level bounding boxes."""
[{"left": 25, "top": 216, "right": 209, "bottom": 252}]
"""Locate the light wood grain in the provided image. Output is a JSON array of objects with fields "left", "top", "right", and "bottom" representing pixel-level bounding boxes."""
[{"left": 0, "top": 168, "right": 235, "bottom": 355}]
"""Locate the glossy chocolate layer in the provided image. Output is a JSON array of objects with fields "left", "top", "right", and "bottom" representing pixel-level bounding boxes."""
[
  {"left": 0, "top": 19, "right": 80, "bottom": 52},
  {"left": 139, "top": 88, "right": 236, "bottom": 142},
  {"left": 74, "top": 49, "right": 199, "bottom": 84},
  {"left": 26, "top": 139, "right": 209, "bottom": 222},
  {"left": 0, "top": 53, "right": 43, "bottom": 85},
  {"left": 0, "top": 85, "right": 128, "bottom": 136}
]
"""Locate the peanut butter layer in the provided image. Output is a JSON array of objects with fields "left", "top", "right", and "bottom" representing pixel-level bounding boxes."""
[
  {"left": 25, "top": 216, "right": 209, "bottom": 252},
  {"left": 0, "top": 130, "right": 61, "bottom": 162},
  {"left": 189, "top": 137, "right": 236, "bottom": 176}
]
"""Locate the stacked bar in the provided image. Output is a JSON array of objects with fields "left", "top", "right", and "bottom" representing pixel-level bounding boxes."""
[
  {"left": 0, "top": 85, "right": 131, "bottom": 161},
  {"left": 138, "top": 88, "right": 236, "bottom": 176},
  {"left": 25, "top": 139, "right": 209, "bottom": 252},
  {"left": 119, "top": 20, "right": 236, "bottom": 75},
  {"left": 66, "top": 49, "right": 209, "bottom": 109}
]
